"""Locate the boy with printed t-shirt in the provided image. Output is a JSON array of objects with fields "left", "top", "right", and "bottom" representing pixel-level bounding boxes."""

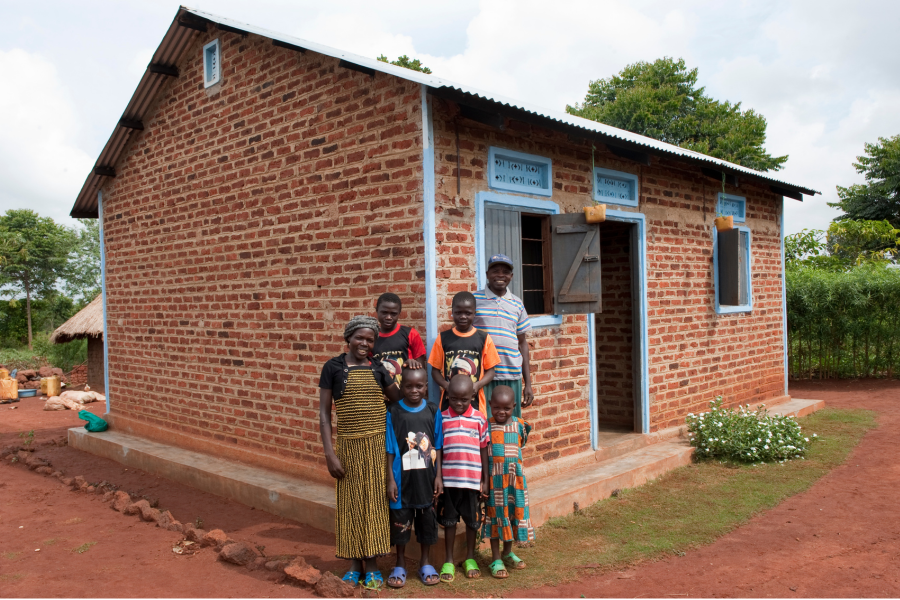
[
  {"left": 385, "top": 368, "right": 443, "bottom": 587},
  {"left": 372, "top": 293, "right": 426, "bottom": 387},
  {"left": 436, "top": 374, "right": 489, "bottom": 582},
  {"left": 427, "top": 291, "right": 501, "bottom": 415}
]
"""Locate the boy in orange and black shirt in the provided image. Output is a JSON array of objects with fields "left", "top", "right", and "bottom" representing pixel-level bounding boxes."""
[{"left": 428, "top": 291, "right": 501, "bottom": 415}]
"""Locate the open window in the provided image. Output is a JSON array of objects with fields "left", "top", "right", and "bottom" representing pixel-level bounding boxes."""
[
  {"left": 714, "top": 226, "right": 752, "bottom": 313},
  {"left": 483, "top": 204, "right": 552, "bottom": 315},
  {"left": 481, "top": 197, "right": 604, "bottom": 319}
]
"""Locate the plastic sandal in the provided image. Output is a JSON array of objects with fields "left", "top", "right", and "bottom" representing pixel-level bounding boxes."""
[
  {"left": 463, "top": 558, "right": 481, "bottom": 579},
  {"left": 439, "top": 562, "right": 455, "bottom": 583},
  {"left": 419, "top": 564, "right": 440, "bottom": 586},
  {"left": 489, "top": 559, "right": 508, "bottom": 579},
  {"left": 363, "top": 570, "right": 384, "bottom": 590},
  {"left": 341, "top": 570, "right": 361, "bottom": 586},
  {"left": 502, "top": 551, "right": 526, "bottom": 570},
  {"left": 386, "top": 566, "right": 407, "bottom": 588}
]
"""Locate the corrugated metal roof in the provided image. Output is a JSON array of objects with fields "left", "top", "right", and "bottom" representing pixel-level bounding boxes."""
[{"left": 71, "top": 5, "right": 818, "bottom": 218}]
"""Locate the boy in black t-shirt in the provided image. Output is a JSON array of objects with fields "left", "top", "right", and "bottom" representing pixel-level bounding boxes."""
[
  {"left": 427, "top": 292, "right": 501, "bottom": 414},
  {"left": 385, "top": 368, "right": 444, "bottom": 587},
  {"left": 372, "top": 293, "right": 427, "bottom": 387}
]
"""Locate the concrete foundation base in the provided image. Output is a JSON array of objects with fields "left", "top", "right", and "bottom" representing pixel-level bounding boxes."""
[{"left": 68, "top": 398, "right": 823, "bottom": 564}]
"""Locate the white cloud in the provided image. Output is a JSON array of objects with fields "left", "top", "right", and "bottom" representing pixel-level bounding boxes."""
[{"left": 0, "top": 49, "right": 92, "bottom": 226}]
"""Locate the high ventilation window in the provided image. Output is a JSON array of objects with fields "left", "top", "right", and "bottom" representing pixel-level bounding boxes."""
[
  {"left": 593, "top": 167, "right": 639, "bottom": 207},
  {"left": 203, "top": 39, "right": 221, "bottom": 88},
  {"left": 717, "top": 192, "right": 746, "bottom": 223},
  {"left": 488, "top": 147, "right": 553, "bottom": 197}
]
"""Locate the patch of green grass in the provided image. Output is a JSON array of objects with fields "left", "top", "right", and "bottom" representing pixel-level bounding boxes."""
[
  {"left": 3, "top": 551, "right": 21, "bottom": 560},
  {"left": 71, "top": 542, "right": 97, "bottom": 554},
  {"left": 42, "top": 538, "right": 62, "bottom": 546},
  {"left": 393, "top": 408, "right": 875, "bottom": 596},
  {"left": 0, "top": 573, "right": 25, "bottom": 583}
]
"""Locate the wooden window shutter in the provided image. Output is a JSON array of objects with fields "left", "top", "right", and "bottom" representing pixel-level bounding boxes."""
[
  {"left": 550, "top": 213, "right": 601, "bottom": 314},
  {"left": 718, "top": 229, "right": 740, "bottom": 306},
  {"left": 738, "top": 230, "right": 749, "bottom": 305},
  {"left": 484, "top": 204, "right": 523, "bottom": 298}
]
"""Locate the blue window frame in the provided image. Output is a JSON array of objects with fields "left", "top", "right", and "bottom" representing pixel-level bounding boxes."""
[
  {"left": 475, "top": 191, "right": 561, "bottom": 327},
  {"left": 717, "top": 193, "right": 746, "bottom": 223},
  {"left": 713, "top": 225, "right": 752, "bottom": 314},
  {"left": 203, "top": 39, "right": 221, "bottom": 88},
  {"left": 593, "top": 166, "right": 639, "bottom": 207},
  {"left": 487, "top": 147, "right": 552, "bottom": 197}
]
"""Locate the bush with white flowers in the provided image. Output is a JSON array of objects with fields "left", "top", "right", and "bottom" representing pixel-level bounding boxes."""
[{"left": 685, "top": 397, "right": 816, "bottom": 462}]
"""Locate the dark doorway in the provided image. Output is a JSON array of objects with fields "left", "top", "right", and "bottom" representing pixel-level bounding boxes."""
[{"left": 594, "top": 220, "right": 638, "bottom": 434}]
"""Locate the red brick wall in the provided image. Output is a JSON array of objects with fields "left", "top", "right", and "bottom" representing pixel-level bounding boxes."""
[
  {"left": 99, "top": 29, "right": 425, "bottom": 481},
  {"left": 430, "top": 96, "right": 787, "bottom": 467},
  {"left": 595, "top": 221, "right": 634, "bottom": 429}
]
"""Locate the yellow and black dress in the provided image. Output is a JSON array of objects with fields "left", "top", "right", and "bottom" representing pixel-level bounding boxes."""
[{"left": 319, "top": 354, "right": 394, "bottom": 559}]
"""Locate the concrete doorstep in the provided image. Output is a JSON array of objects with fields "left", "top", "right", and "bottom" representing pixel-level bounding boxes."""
[{"left": 67, "top": 398, "right": 823, "bottom": 564}]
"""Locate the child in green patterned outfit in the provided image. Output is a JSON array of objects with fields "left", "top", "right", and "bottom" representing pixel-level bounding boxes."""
[{"left": 482, "top": 385, "right": 534, "bottom": 579}]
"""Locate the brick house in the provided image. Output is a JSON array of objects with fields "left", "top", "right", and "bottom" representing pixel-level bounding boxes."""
[{"left": 70, "top": 7, "right": 817, "bottom": 485}]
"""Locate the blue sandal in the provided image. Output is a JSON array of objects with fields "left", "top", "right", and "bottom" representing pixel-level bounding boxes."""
[
  {"left": 341, "top": 570, "right": 362, "bottom": 586},
  {"left": 386, "top": 567, "right": 407, "bottom": 588},
  {"left": 363, "top": 570, "right": 384, "bottom": 590},
  {"left": 419, "top": 564, "right": 440, "bottom": 586}
]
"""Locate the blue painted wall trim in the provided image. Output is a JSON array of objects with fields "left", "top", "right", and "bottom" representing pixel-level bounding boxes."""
[
  {"left": 604, "top": 209, "right": 650, "bottom": 435},
  {"left": 592, "top": 166, "right": 639, "bottom": 207},
  {"left": 781, "top": 199, "right": 788, "bottom": 395},
  {"left": 421, "top": 85, "right": 440, "bottom": 404},
  {"left": 98, "top": 190, "right": 110, "bottom": 414},
  {"left": 586, "top": 311, "right": 598, "bottom": 448},
  {"left": 487, "top": 146, "right": 553, "bottom": 197},
  {"left": 712, "top": 224, "right": 754, "bottom": 314},
  {"left": 474, "top": 191, "right": 561, "bottom": 327}
]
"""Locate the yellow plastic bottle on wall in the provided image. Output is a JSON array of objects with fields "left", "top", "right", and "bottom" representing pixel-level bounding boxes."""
[{"left": 0, "top": 368, "right": 9, "bottom": 380}]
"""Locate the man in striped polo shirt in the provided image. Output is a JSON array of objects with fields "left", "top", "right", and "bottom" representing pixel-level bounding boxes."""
[{"left": 474, "top": 253, "right": 533, "bottom": 419}]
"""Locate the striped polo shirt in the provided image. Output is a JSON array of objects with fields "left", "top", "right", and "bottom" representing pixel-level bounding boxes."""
[
  {"left": 473, "top": 288, "right": 532, "bottom": 380},
  {"left": 440, "top": 405, "right": 489, "bottom": 491}
]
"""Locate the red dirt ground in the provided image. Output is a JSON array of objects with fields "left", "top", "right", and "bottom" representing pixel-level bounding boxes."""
[
  {"left": 510, "top": 379, "right": 900, "bottom": 598},
  {"left": 1, "top": 381, "right": 898, "bottom": 598}
]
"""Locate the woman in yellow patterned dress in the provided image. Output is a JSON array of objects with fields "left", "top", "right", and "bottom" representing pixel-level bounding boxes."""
[{"left": 319, "top": 316, "right": 402, "bottom": 589}]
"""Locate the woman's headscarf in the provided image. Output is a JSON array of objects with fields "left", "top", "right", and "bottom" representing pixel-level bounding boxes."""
[{"left": 343, "top": 315, "right": 379, "bottom": 342}]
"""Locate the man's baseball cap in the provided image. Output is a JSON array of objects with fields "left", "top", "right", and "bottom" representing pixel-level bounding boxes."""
[{"left": 487, "top": 253, "right": 514, "bottom": 269}]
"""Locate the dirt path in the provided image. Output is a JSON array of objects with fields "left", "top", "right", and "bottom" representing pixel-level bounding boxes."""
[
  {"left": 3, "top": 382, "right": 899, "bottom": 597},
  {"left": 509, "top": 379, "right": 900, "bottom": 598},
  {"left": 0, "top": 397, "right": 335, "bottom": 598}
]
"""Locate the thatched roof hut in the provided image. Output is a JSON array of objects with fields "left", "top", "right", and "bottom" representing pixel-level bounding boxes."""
[{"left": 50, "top": 295, "right": 103, "bottom": 344}]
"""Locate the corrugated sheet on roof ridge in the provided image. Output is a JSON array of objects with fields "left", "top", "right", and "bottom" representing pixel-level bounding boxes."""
[{"left": 70, "top": 5, "right": 818, "bottom": 218}]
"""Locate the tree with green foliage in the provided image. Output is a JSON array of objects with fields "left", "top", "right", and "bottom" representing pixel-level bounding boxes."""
[
  {"left": 829, "top": 134, "right": 900, "bottom": 228},
  {"left": 65, "top": 219, "right": 101, "bottom": 304},
  {"left": 567, "top": 57, "right": 788, "bottom": 172},
  {"left": 786, "top": 219, "right": 899, "bottom": 271},
  {"left": 0, "top": 210, "right": 77, "bottom": 349},
  {"left": 376, "top": 54, "right": 432, "bottom": 74}
]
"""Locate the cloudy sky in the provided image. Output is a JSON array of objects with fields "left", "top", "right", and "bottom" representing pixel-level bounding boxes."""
[{"left": 1, "top": 0, "right": 898, "bottom": 235}]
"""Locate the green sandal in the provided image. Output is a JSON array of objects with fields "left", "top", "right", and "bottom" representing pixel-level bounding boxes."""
[
  {"left": 439, "top": 562, "right": 455, "bottom": 583},
  {"left": 489, "top": 559, "right": 508, "bottom": 579},
  {"left": 502, "top": 551, "right": 526, "bottom": 570},
  {"left": 463, "top": 558, "right": 481, "bottom": 579}
]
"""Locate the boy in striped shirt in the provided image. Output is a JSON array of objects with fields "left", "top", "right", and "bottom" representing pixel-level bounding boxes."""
[
  {"left": 437, "top": 374, "right": 489, "bottom": 581},
  {"left": 474, "top": 253, "right": 533, "bottom": 419}
]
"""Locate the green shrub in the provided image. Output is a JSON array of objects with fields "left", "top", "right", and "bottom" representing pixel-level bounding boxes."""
[
  {"left": 787, "top": 263, "right": 900, "bottom": 379},
  {"left": 686, "top": 397, "right": 815, "bottom": 462},
  {"left": 0, "top": 333, "right": 87, "bottom": 372}
]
